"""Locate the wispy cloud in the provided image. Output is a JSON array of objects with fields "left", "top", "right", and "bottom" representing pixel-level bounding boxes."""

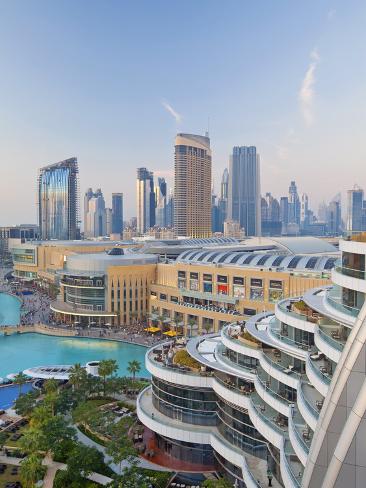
[
  {"left": 299, "top": 48, "right": 320, "bottom": 126},
  {"left": 161, "top": 100, "right": 182, "bottom": 123}
]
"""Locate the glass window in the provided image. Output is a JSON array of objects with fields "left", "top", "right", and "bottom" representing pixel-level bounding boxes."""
[
  {"left": 160, "top": 293, "right": 167, "bottom": 301},
  {"left": 269, "top": 289, "right": 283, "bottom": 302},
  {"left": 233, "top": 276, "right": 244, "bottom": 285},
  {"left": 203, "top": 273, "right": 212, "bottom": 282},
  {"left": 178, "top": 278, "right": 186, "bottom": 289},
  {"left": 250, "top": 278, "right": 263, "bottom": 287},
  {"left": 190, "top": 272, "right": 199, "bottom": 280},
  {"left": 218, "top": 284, "right": 228, "bottom": 295},
  {"left": 217, "top": 275, "right": 228, "bottom": 283},
  {"left": 250, "top": 288, "right": 264, "bottom": 301},
  {"left": 203, "top": 282, "right": 213, "bottom": 293},
  {"left": 269, "top": 280, "right": 283, "bottom": 289},
  {"left": 178, "top": 271, "right": 186, "bottom": 278},
  {"left": 233, "top": 285, "right": 245, "bottom": 298},
  {"left": 244, "top": 308, "right": 257, "bottom": 316},
  {"left": 189, "top": 279, "right": 199, "bottom": 291},
  {"left": 171, "top": 296, "right": 178, "bottom": 303}
]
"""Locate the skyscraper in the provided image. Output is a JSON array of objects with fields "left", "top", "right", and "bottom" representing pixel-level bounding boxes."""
[
  {"left": 84, "top": 188, "right": 106, "bottom": 238},
  {"left": 174, "top": 133, "right": 212, "bottom": 238},
  {"left": 112, "top": 193, "right": 124, "bottom": 235},
  {"left": 300, "top": 193, "right": 309, "bottom": 228},
  {"left": 136, "top": 168, "right": 155, "bottom": 234},
  {"left": 155, "top": 178, "right": 167, "bottom": 228},
  {"left": 327, "top": 194, "right": 342, "bottom": 236},
  {"left": 346, "top": 185, "right": 364, "bottom": 233},
  {"left": 227, "top": 146, "right": 261, "bottom": 236},
  {"left": 288, "top": 180, "right": 300, "bottom": 225},
  {"left": 38, "top": 157, "right": 79, "bottom": 240}
]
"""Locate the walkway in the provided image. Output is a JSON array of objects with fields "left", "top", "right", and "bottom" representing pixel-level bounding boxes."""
[{"left": 0, "top": 453, "right": 113, "bottom": 486}]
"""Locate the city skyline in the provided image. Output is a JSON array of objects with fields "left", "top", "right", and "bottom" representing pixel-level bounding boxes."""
[{"left": 0, "top": 1, "right": 365, "bottom": 224}]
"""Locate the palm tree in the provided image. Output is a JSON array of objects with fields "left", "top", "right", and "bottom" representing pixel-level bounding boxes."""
[
  {"left": 127, "top": 360, "right": 141, "bottom": 381},
  {"left": 187, "top": 319, "right": 196, "bottom": 338},
  {"left": 69, "top": 363, "right": 87, "bottom": 391},
  {"left": 14, "top": 372, "right": 28, "bottom": 396},
  {"left": 202, "top": 321, "right": 211, "bottom": 334},
  {"left": 98, "top": 359, "right": 118, "bottom": 398},
  {"left": 20, "top": 453, "right": 45, "bottom": 488}
]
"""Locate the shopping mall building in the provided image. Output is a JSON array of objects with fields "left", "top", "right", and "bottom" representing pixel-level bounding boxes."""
[
  {"left": 136, "top": 234, "right": 366, "bottom": 487},
  {"left": 11, "top": 237, "right": 337, "bottom": 329}
]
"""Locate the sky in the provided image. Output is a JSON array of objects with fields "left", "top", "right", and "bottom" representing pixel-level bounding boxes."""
[{"left": 0, "top": 0, "right": 365, "bottom": 224}]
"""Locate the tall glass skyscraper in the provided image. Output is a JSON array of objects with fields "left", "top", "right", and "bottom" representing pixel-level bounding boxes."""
[
  {"left": 228, "top": 146, "right": 261, "bottom": 236},
  {"left": 112, "top": 193, "right": 124, "bottom": 234},
  {"left": 136, "top": 168, "right": 155, "bottom": 234},
  {"left": 347, "top": 185, "right": 364, "bottom": 233},
  {"left": 38, "top": 158, "right": 79, "bottom": 240}
]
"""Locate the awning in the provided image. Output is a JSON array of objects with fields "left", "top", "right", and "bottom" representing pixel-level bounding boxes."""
[
  {"left": 163, "top": 330, "right": 177, "bottom": 337},
  {"left": 144, "top": 327, "right": 161, "bottom": 333}
]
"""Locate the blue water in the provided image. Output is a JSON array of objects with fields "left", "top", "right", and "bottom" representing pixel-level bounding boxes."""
[
  {"left": 0, "top": 293, "right": 21, "bottom": 325},
  {"left": 0, "top": 383, "right": 34, "bottom": 410},
  {"left": 0, "top": 333, "right": 148, "bottom": 379}
]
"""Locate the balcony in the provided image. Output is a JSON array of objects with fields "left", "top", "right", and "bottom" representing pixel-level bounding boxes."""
[
  {"left": 314, "top": 324, "right": 346, "bottom": 363},
  {"left": 213, "top": 374, "right": 252, "bottom": 410},
  {"left": 179, "top": 301, "right": 243, "bottom": 317},
  {"left": 288, "top": 407, "right": 311, "bottom": 466},
  {"left": 281, "top": 440, "right": 303, "bottom": 488},
  {"left": 255, "top": 368, "right": 292, "bottom": 417},
  {"left": 146, "top": 343, "right": 214, "bottom": 388},
  {"left": 221, "top": 324, "right": 262, "bottom": 360},
  {"left": 215, "top": 343, "right": 257, "bottom": 380},
  {"left": 305, "top": 354, "right": 331, "bottom": 397},
  {"left": 325, "top": 285, "right": 361, "bottom": 319},
  {"left": 268, "top": 317, "right": 311, "bottom": 360},
  {"left": 296, "top": 381, "right": 321, "bottom": 431},
  {"left": 260, "top": 348, "right": 301, "bottom": 389},
  {"left": 332, "top": 264, "right": 366, "bottom": 294}
]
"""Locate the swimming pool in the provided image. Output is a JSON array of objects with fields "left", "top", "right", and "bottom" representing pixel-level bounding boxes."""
[
  {"left": 0, "top": 383, "right": 34, "bottom": 410},
  {"left": 0, "top": 293, "right": 21, "bottom": 326}
]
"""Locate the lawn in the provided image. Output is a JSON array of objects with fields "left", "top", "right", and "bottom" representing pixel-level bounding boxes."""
[{"left": 0, "top": 464, "right": 22, "bottom": 487}]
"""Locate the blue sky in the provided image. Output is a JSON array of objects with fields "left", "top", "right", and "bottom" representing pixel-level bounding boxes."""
[{"left": 0, "top": 0, "right": 365, "bottom": 223}]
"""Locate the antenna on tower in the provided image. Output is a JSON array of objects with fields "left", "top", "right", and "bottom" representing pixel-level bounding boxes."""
[{"left": 205, "top": 117, "right": 210, "bottom": 138}]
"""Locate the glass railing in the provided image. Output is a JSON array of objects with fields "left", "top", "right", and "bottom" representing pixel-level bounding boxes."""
[
  {"left": 256, "top": 370, "right": 291, "bottom": 406},
  {"left": 307, "top": 357, "right": 331, "bottom": 385},
  {"left": 284, "top": 441, "right": 303, "bottom": 487},
  {"left": 334, "top": 265, "right": 366, "bottom": 280},
  {"left": 290, "top": 410, "right": 310, "bottom": 454},
  {"left": 147, "top": 349, "right": 210, "bottom": 377},
  {"left": 269, "top": 319, "right": 312, "bottom": 351},
  {"left": 215, "top": 343, "right": 256, "bottom": 374},
  {"left": 325, "top": 287, "right": 360, "bottom": 318},
  {"left": 298, "top": 382, "right": 319, "bottom": 420},
  {"left": 317, "top": 326, "right": 344, "bottom": 352},
  {"left": 222, "top": 325, "right": 260, "bottom": 350},
  {"left": 214, "top": 374, "right": 252, "bottom": 396},
  {"left": 262, "top": 351, "right": 301, "bottom": 379},
  {"left": 251, "top": 394, "right": 287, "bottom": 436},
  {"left": 277, "top": 299, "right": 316, "bottom": 322}
]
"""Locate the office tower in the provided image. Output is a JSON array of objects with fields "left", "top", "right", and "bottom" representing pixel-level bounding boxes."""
[
  {"left": 174, "top": 133, "right": 212, "bottom": 238},
  {"left": 84, "top": 188, "right": 94, "bottom": 234},
  {"left": 325, "top": 194, "right": 342, "bottom": 236},
  {"left": 211, "top": 194, "right": 221, "bottom": 233},
  {"left": 280, "top": 196, "right": 289, "bottom": 233},
  {"left": 261, "top": 193, "right": 281, "bottom": 236},
  {"left": 105, "top": 208, "right": 112, "bottom": 235},
  {"left": 346, "top": 185, "right": 364, "bottom": 233},
  {"left": 228, "top": 146, "right": 261, "bottom": 236},
  {"left": 84, "top": 189, "right": 106, "bottom": 237},
  {"left": 288, "top": 180, "right": 300, "bottom": 225},
  {"left": 38, "top": 157, "right": 79, "bottom": 240},
  {"left": 155, "top": 178, "right": 167, "bottom": 228},
  {"left": 301, "top": 193, "right": 309, "bottom": 228},
  {"left": 112, "top": 193, "right": 124, "bottom": 234},
  {"left": 136, "top": 168, "right": 155, "bottom": 234},
  {"left": 165, "top": 190, "right": 174, "bottom": 228}
]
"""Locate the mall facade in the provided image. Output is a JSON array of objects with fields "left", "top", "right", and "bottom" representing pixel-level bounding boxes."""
[
  {"left": 11, "top": 237, "right": 336, "bottom": 329},
  {"left": 136, "top": 234, "right": 366, "bottom": 487}
]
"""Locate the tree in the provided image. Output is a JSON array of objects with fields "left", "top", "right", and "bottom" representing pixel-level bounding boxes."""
[
  {"left": 106, "top": 418, "right": 136, "bottom": 472},
  {"left": 19, "top": 427, "right": 45, "bottom": 455},
  {"left": 202, "top": 321, "right": 211, "bottom": 334},
  {"left": 98, "top": 359, "right": 118, "bottom": 397},
  {"left": 44, "top": 379, "right": 59, "bottom": 416},
  {"left": 202, "top": 477, "right": 233, "bottom": 488},
  {"left": 14, "top": 390, "right": 40, "bottom": 416},
  {"left": 187, "top": 318, "right": 196, "bottom": 337},
  {"left": 127, "top": 360, "right": 141, "bottom": 381},
  {"left": 72, "top": 401, "right": 98, "bottom": 426},
  {"left": 20, "top": 453, "right": 45, "bottom": 488},
  {"left": 114, "top": 466, "right": 152, "bottom": 488},
  {"left": 40, "top": 416, "right": 76, "bottom": 457},
  {"left": 14, "top": 371, "right": 28, "bottom": 395},
  {"left": 69, "top": 363, "right": 88, "bottom": 392},
  {"left": 61, "top": 443, "right": 106, "bottom": 483}
]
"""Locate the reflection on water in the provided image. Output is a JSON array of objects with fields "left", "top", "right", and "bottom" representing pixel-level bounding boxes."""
[{"left": 60, "top": 339, "right": 119, "bottom": 350}]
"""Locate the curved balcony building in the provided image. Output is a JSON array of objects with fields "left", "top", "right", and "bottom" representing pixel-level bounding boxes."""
[{"left": 137, "top": 234, "right": 366, "bottom": 487}]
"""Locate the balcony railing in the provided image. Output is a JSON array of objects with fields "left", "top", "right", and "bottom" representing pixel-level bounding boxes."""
[
  {"left": 335, "top": 264, "right": 366, "bottom": 281},
  {"left": 317, "top": 326, "right": 344, "bottom": 352}
]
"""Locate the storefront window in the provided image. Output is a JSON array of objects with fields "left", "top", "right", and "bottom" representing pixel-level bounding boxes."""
[
  {"left": 233, "top": 285, "right": 245, "bottom": 298},
  {"left": 218, "top": 284, "right": 228, "bottom": 295},
  {"left": 178, "top": 278, "right": 186, "bottom": 289},
  {"left": 203, "top": 282, "right": 213, "bottom": 293}
]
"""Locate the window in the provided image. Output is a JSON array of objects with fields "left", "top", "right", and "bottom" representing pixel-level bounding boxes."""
[
  {"left": 269, "top": 280, "right": 283, "bottom": 289},
  {"left": 160, "top": 293, "right": 167, "bottom": 301},
  {"left": 250, "top": 288, "right": 264, "bottom": 301},
  {"left": 178, "top": 278, "right": 186, "bottom": 289},
  {"left": 217, "top": 275, "right": 228, "bottom": 283},
  {"left": 250, "top": 278, "right": 263, "bottom": 287},
  {"left": 203, "top": 282, "right": 213, "bottom": 293},
  {"left": 151, "top": 291, "right": 157, "bottom": 297},
  {"left": 203, "top": 273, "right": 212, "bottom": 282},
  {"left": 269, "top": 289, "right": 283, "bottom": 302},
  {"left": 178, "top": 271, "right": 186, "bottom": 278},
  {"left": 190, "top": 279, "right": 199, "bottom": 291},
  {"left": 233, "top": 285, "right": 245, "bottom": 298},
  {"left": 190, "top": 272, "right": 199, "bottom": 280},
  {"left": 217, "top": 284, "right": 228, "bottom": 295},
  {"left": 171, "top": 296, "right": 178, "bottom": 303},
  {"left": 233, "top": 276, "right": 244, "bottom": 285}
]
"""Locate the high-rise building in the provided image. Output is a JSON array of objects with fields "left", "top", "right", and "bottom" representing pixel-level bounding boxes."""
[
  {"left": 165, "top": 190, "right": 174, "bottom": 228},
  {"left": 346, "top": 185, "right": 364, "bottom": 233},
  {"left": 261, "top": 193, "right": 281, "bottom": 236},
  {"left": 174, "top": 133, "right": 212, "bottom": 238},
  {"left": 38, "top": 157, "right": 79, "bottom": 240},
  {"left": 155, "top": 178, "right": 167, "bottom": 228},
  {"left": 105, "top": 208, "right": 113, "bottom": 236},
  {"left": 300, "top": 193, "right": 309, "bottom": 228},
  {"left": 228, "top": 146, "right": 261, "bottom": 236},
  {"left": 326, "top": 194, "right": 342, "bottom": 236},
  {"left": 136, "top": 168, "right": 155, "bottom": 234},
  {"left": 288, "top": 180, "right": 301, "bottom": 225},
  {"left": 84, "top": 189, "right": 106, "bottom": 238},
  {"left": 112, "top": 193, "right": 124, "bottom": 235},
  {"left": 280, "top": 196, "right": 289, "bottom": 234}
]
